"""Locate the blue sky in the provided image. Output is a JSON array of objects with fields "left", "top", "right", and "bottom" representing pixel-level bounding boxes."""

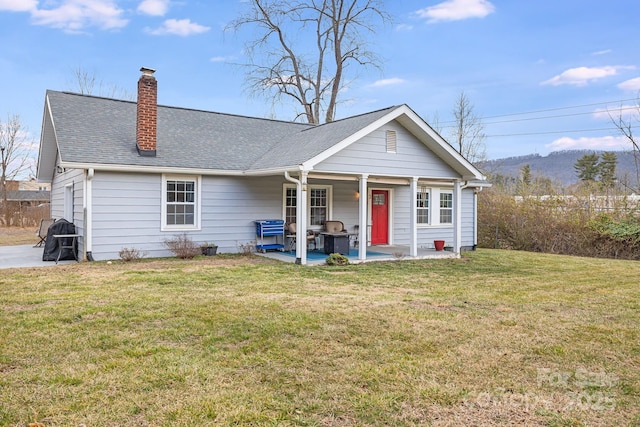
[{"left": 1, "top": 0, "right": 639, "bottom": 171}]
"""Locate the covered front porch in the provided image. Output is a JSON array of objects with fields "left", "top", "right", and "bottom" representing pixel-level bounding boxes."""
[
  {"left": 256, "top": 244, "right": 458, "bottom": 266},
  {"left": 278, "top": 170, "right": 473, "bottom": 265}
]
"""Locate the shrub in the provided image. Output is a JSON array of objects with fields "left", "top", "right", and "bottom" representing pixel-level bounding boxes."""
[
  {"left": 236, "top": 240, "right": 256, "bottom": 256},
  {"left": 164, "top": 233, "right": 201, "bottom": 259},
  {"left": 326, "top": 253, "right": 349, "bottom": 266},
  {"left": 118, "top": 247, "right": 145, "bottom": 262}
]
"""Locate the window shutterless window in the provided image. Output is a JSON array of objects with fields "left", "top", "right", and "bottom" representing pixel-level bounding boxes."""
[
  {"left": 439, "top": 192, "right": 453, "bottom": 224},
  {"left": 417, "top": 187, "right": 429, "bottom": 224},
  {"left": 309, "top": 187, "right": 328, "bottom": 226},
  {"left": 283, "top": 185, "right": 332, "bottom": 226},
  {"left": 162, "top": 175, "right": 201, "bottom": 231}
]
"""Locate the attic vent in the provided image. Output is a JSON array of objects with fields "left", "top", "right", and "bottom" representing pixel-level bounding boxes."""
[{"left": 386, "top": 130, "right": 397, "bottom": 153}]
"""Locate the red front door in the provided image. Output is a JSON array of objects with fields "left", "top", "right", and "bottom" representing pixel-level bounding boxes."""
[{"left": 371, "top": 190, "right": 389, "bottom": 245}]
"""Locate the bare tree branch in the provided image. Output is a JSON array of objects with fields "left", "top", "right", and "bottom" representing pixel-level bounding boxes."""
[
  {"left": 1, "top": 114, "right": 36, "bottom": 225},
  {"left": 609, "top": 98, "right": 640, "bottom": 192},
  {"left": 227, "top": 0, "right": 390, "bottom": 124},
  {"left": 449, "top": 91, "right": 487, "bottom": 164}
]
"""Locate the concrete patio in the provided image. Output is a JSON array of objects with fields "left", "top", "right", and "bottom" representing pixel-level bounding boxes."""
[
  {"left": 0, "top": 244, "right": 79, "bottom": 269},
  {"left": 256, "top": 245, "right": 458, "bottom": 265}
]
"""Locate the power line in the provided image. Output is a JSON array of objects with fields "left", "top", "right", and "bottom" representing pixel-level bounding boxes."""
[
  {"left": 438, "top": 105, "right": 639, "bottom": 128},
  {"left": 438, "top": 97, "right": 639, "bottom": 125},
  {"left": 486, "top": 127, "right": 622, "bottom": 138}
]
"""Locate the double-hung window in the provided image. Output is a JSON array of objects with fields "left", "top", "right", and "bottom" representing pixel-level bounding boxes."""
[
  {"left": 283, "top": 185, "right": 332, "bottom": 227},
  {"left": 417, "top": 187, "right": 429, "bottom": 224},
  {"left": 439, "top": 192, "right": 453, "bottom": 224},
  {"left": 162, "top": 175, "right": 201, "bottom": 230}
]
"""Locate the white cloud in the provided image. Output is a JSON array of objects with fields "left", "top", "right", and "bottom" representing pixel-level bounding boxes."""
[
  {"left": 0, "top": 0, "right": 37, "bottom": 11},
  {"left": 592, "top": 49, "right": 612, "bottom": 56},
  {"left": 147, "top": 18, "right": 210, "bottom": 36},
  {"left": 210, "top": 55, "right": 236, "bottom": 63},
  {"left": 137, "top": 0, "right": 169, "bottom": 16},
  {"left": 618, "top": 77, "right": 640, "bottom": 92},
  {"left": 545, "top": 135, "right": 629, "bottom": 152},
  {"left": 395, "top": 23, "right": 413, "bottom": 31},
  {"left": 416, "top": 0, "right": 495, "bottom": 23},
  {"left": 370, "top": 78, "right": 406, "bottom": 87},
  {"left": 30, "top": 0, "right": 128, "bottom": 33},
  {"left": 541, "top": 66, "right": 633, "bottom": 87}
]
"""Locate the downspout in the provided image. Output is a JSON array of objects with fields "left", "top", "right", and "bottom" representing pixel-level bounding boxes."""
[
  {"left": 84, "top": 168, "right": 94, "bottom": 261},
  {"left": 284, "top": 171, "right": 304, "bottom": 265}
]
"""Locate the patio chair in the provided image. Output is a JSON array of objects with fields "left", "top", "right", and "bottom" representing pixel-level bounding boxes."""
[
  {"left": 323, "top": 220, "right": 347, "bottom": 233},
  {"left": 34, "top": 218, "right": 55, "bottom": 247},
  {"left": 286, "top": 223, "right": 317, "bottom": 251}
]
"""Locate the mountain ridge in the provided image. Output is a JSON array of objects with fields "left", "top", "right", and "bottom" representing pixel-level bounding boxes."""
[{"left": 480, "top": 150, "right": 639, "bottom": 187}]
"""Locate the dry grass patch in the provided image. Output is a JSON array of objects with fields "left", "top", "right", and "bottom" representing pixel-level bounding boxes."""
[
  {"left": 0, "top": 250, "right": 639, "bottom": 426},
  {"left": 0, "top": 227, "right": 38, "bottom": 246}
]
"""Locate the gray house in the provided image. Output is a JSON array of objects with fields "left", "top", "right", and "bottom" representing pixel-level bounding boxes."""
[{"left": 36, "top": 68, "right": 487, "bottom": 264}]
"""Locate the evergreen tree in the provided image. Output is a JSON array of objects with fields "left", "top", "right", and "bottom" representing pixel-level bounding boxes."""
[
  {"left": 598, "top": 151, "right": 617, "bottom": 188},
  {"left": 574, "top": 153, "right": 600, "bottom": 181}
]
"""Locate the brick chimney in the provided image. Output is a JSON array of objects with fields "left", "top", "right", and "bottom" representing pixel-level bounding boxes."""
[{"left": 136, "top": 67, "right": 157, "bottom": 157}]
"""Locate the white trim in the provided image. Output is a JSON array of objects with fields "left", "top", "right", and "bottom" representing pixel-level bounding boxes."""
[
  {"left": 64, "top": 183, "right": 74, "bottom": 222},
  {"left": 300, "top": 105, "right": 485, "bottom": 181},
  {"left": 161, "top": 174, "right": 202, "bottom": 232},
  {"left": 282, "top": 183, "right": 333, "bottom": 228}
]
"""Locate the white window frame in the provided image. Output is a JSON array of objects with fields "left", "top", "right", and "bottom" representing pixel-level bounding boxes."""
[
  {"left": 161, "top": 174, "right": 201, "bottom": 231},
  {"left": 439, "top": 191, "right": 453, "bottom": 224},
  {"left": 416, "top": 186, "right": 430, "bottom": 225},
  {"left": 283, "top": 184, "right": 333, "bottom": 228},
  {"left": 416, "top": 187, "right": 454, "bottom": 227}
]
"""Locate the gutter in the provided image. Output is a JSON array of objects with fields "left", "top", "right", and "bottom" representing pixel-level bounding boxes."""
[
  {"left": 284, "top": 171, "right": 303, "bottom": 264},
  {"left": 84, "top": 168, "right": 95, "bottom": 261}
]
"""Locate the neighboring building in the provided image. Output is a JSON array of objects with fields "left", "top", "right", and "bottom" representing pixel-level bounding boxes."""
[
  {"left": 2, "top": 179, "right": 50, "bottom": 207},
  {"left": 36, "top": 68, "right": 487, "bottom": 264}
]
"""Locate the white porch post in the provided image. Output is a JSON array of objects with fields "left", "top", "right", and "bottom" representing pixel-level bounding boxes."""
[
  {"left": 297, "top": 171, "right": 309, "bottom": 265},
  {"left": 453, "top": 180, "right": 462, "bottom": 253},
  {"left": 358, "top": 174, "right": 368, "bottom": 260},
  {"left": 409, "top": 177, "right": 418, "bottom": 257}
]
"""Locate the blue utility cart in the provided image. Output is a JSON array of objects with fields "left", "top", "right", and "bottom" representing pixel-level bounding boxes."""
[{"left": 255, "top": 219, "right": 285, "bottom": 252}]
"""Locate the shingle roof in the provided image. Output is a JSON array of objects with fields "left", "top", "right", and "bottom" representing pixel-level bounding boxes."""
[
  {"left": 47, "top": 90, "right": 398, "bottom": 172},
  {"left": 6, "top": 190, "right": 51, "bottom": 202}
]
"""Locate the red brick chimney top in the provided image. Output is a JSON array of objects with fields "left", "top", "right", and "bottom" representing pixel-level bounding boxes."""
[{"left": 136, "top": 67, "right": 157, "bottom": 157}]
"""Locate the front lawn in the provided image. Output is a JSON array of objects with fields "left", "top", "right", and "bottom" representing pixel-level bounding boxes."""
[{"left": 1, "top": 250, "right": 638, "bottom": 426}]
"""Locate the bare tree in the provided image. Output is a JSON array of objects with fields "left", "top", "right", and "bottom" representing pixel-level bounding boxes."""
[
  {"left": 449, "top": 91, "right": 486, "bottom": 164},
  {"left": 228, "top": 0, "right": 390, "bottom": 124},
  {"left": 609, "top": 98, "right": 640, "bottom": 192},
  {"left": 0, "top": 114, "right": 35, "bottom": 225},
  {"left": 68, "top": 66, "right": 134, "bottom": 100}
]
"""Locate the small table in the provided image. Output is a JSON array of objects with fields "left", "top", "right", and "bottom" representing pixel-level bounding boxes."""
[
  {"left": 52, "top": 234, "right": 80, "bottom": 264},
  {"left": 321, "top": 232, "right": 350, "bottom": 255}
]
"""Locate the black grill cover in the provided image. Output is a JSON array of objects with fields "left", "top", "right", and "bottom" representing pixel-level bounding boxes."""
[{"left": 42, "top": 219, "right": 76, "bottom": 261}]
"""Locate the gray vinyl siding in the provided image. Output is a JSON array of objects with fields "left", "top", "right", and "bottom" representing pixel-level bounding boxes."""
[
  {"left": 90, "top": 173, "right": 295, "bottom": 260},
  {"left": 461, "top": 188, "right": 476, "bottom": 248},
  {"left": 83, "top": 171, "right": 478, "bottom": 261},
  {"left": 50, "top": 167, "right": 85, "bottom": 255},
  {"left": 315, "top": 121, "right": 459, "bottom": 178},
  {"left": 393, "top": 185, "right": 476, "bottom": 249}
]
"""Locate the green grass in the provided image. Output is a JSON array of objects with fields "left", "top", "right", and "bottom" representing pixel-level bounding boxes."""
[{"left": 1, "top": 250, "right": 639, "bottom": 426}]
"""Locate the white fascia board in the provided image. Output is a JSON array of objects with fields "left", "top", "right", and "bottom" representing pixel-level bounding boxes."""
[
  {"left": 36, "top": 95, "right": 58, "bottom": 183},
  {"left": 300, "top": 106, "right": 410, "bottom": 170},
  {"left": 299, "top": 104, "right": 485, "bottom": 182},
  {"left": 58, "top": 162, "right": 247, "bottom": 177},
  {"left": 394, "top": 106, "right": 486, "bottom": 181}
]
